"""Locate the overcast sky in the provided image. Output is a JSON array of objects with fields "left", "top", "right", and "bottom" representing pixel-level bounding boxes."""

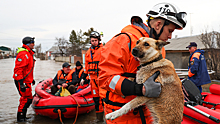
[{"left": 0, "top": 0, "right": 220, "bottom": 52}]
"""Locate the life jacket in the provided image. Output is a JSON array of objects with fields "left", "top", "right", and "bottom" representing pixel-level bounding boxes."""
[
  {"left": 85, "top": 43, "right": 103, "bottom": 79},
  {"left": 57, "top": 69, "right": 75, "bottom": 83},
  {"left": 78, "top": 68, "right": 84, "bottom": 79}
]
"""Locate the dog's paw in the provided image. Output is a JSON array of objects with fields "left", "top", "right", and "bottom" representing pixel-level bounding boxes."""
[
  {"left": 105, "top": 113, "right": 113, "bottom": 120},
  {"left": 106, "top": 111, "right": 122, "bottom": 120}
]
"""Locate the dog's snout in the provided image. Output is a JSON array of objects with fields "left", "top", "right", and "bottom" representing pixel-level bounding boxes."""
[{"left": 132, "top": 47, "right": 138, "bottom": 56}]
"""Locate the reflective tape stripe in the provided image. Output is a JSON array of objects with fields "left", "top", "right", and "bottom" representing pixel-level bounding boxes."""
[
  {"left": 109, "top": 75, "right": 120, "bottom": 90},
  {"left": 93, "top": 89, "right": 96, "bottom": 95},
  {"left": 25, "top": 54, "right": 28, "bottom": 59}
]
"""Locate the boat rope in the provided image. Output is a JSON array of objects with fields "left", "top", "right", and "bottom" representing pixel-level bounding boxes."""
[
  {"left": 58, "top": 109, "right": 64, "bottom": 124},
  {"left": 70, "top": 95, "right": 81, "bottom": 124}
]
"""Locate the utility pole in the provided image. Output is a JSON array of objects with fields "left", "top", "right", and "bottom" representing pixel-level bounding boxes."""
[{"left": 189, "top": 13, "right": 193, "bottom": 36}]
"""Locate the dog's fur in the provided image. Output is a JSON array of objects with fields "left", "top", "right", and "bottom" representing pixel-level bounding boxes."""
[{"left": 105, "top": 37, "right": 184, "bottom": 124}]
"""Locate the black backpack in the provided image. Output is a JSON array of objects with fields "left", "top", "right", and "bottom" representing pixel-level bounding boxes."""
[{"left": 182, "top": 78, "right": 202, "bottom": 104}]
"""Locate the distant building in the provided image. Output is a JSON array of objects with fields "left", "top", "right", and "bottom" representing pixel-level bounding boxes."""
[
  {"left": 45, "top": 46, "right": 59, "bottom": 60},
  {"left": 165, "top": 35, "right": 209, "bottom": 69},
  {"left": 0, "top": 46, "right": 12, "bottom": 59}
]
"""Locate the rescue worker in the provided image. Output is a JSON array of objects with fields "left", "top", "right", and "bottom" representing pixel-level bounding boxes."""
[
  {"left": 73, "top": 61, "right": 84, "bottom": 85},
  {"left": 51, "top": 62, "right": 76, "bottom": 94},
  {"left": 80, "top": 31, "right": 104, "bottom": 122},
  {"left": 186, "top": 42, "right": 211, "bottom": 92},
  {"left": 13, "top": 36, "right": 36, "bottom": 122},
  {"left": 73, "top": 61, "right": 89, "bottom": 92},
  {"left": 98, "top": 2, "right": 187, "bottom": 124}
]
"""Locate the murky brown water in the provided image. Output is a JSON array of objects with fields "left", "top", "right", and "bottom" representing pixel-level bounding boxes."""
[{"left": 0, "top": 58, "right": 96, "bottom": 124}]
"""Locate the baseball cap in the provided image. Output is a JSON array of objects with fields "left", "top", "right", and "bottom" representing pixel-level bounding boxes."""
[
  {"left": 62, "top": 62, "right": 71, "bottom": 68},
  {"left": 186, "top": 42, "right": 197, "bottom": 48}
]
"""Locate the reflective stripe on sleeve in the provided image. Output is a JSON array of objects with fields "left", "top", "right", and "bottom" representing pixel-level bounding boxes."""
[
  {"left": 109, "top": 75, "right": 120, "bottom": 90},
  {"left": 25, "top": 54, "right": 28, "bottom": 59}
]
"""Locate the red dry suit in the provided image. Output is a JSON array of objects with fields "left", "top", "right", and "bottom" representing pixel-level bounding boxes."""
[{"left": 13, "top": 44, "right": 35, "bottom": 113}]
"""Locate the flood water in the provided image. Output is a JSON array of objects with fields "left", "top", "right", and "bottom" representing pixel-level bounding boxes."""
[{"left": 0, "top": 58, "right": 97, "bottom": 124}]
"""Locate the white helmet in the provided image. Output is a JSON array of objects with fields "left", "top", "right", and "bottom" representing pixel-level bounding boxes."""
[{"left": 146, "top": 2, "right": 187, "bottom": 29}]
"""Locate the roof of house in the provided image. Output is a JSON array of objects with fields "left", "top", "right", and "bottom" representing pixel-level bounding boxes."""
[
  {"left": 0, "top": 46, "right": 11, "bottom": 51},
  {"left": 46, "top": 46, "right": 58, "bottom": 52},
  {"left": 164, "top": 35, "right": 208, "bottom": 51}
]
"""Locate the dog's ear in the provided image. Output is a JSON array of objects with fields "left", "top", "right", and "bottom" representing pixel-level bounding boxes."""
[{"left": 156, "top": 40, "right": 170, "bottom": 50}]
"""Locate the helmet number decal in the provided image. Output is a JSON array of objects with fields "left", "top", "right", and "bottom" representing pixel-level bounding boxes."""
[{"left": 159, "top": 7, "right": 170, "bottom": 14}]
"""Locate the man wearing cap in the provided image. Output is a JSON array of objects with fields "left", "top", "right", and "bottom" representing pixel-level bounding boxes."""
[
  {"left": 13, "top": 36, "right": 36, "bottom": 122},
  {"left": 186, "top": 42, "right": 211, "bottom": 92},
  {"left": 51, "top": 62, "right": 76, "bottom": 95}
]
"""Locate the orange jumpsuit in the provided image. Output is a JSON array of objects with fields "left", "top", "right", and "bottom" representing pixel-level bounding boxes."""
[
  {"left": 98, "top": 24, "right": 156, "bottom": 124},
  {"left": 84, "top": 43, "right": 104, "bottom": 113}
]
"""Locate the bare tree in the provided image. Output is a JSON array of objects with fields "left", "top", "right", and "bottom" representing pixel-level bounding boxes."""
[
  {"left": 55, "top": 37, "right": 69, "bottom": 56},
  {"left": 199, "top": 30, "right": 220, "bottom": 79},
  {"left": 34, "top": 44, "right": 41, "bottom": 58}
]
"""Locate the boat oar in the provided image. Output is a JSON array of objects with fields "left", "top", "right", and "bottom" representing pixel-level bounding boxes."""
[{"left": 185, "top": 102, "right": 220, "bottom": 123}]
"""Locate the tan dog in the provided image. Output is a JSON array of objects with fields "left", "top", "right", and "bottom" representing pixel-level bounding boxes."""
[{"left": 105, "top": 37, "right": 184, "bottom": 124}]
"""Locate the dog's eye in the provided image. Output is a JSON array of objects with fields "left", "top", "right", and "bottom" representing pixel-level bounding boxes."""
[
  {"left": 144, "top": 42, "right": 149, "bottom": 46},
  {"left": 136, "top": 40, "right": 139, "bottom": 44}
]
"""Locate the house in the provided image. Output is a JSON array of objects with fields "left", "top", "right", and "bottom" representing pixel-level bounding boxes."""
[
  {"left": 165, "top": 35, "right": 209, "bottom": 69},
  {"left": 0, "top": 46, "right": 12, "bottom": 59},
  {"left": 45, "top": 46, "right": 59, "bottom": 60}
]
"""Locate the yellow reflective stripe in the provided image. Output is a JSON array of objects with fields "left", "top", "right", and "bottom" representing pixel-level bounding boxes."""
[{"left": 17, "top": 47, "right": 28, "bottom": 53}]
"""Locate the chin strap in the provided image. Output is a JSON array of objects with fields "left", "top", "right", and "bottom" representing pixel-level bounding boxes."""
[
  {"left": 150, "top": 20, "right": 167, "bottom": 40},
  {"left": 148, "top": 17, "right": 170, "bottom": 40}
]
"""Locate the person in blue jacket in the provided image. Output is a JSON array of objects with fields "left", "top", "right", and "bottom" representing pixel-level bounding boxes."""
[{"left": 186, "top": 42, "right": 211, "bottom": 92}]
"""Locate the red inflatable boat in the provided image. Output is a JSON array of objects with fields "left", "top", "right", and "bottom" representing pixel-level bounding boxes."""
[
  {"left": 32, "top": 78, "right": 95, "bottom": 119},
  {"left": 182, "top": 84, "right": 220, "bottom": 124}
]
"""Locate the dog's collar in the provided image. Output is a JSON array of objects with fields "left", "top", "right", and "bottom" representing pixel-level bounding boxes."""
[{"left": 137, "top": 55, "right": 163, "bottom": 70}]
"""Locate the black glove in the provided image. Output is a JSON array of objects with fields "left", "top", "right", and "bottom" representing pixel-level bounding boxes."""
[
  {"left": 143, "top": 71, "right": 161, "bottom": 97},
  {"left": 32, "top": 80, "right": 35, "bottom": 85},
  {"left": 18, "top": 79, "right": 26, "bottom": 92}
]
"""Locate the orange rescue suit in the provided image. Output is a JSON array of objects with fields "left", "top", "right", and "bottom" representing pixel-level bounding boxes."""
[
  {"left": 98, "top": 24, "right": 167, "bottom": 123},
  {"left": 84, "top": 43, "right": 104, "bottom": 113}
]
